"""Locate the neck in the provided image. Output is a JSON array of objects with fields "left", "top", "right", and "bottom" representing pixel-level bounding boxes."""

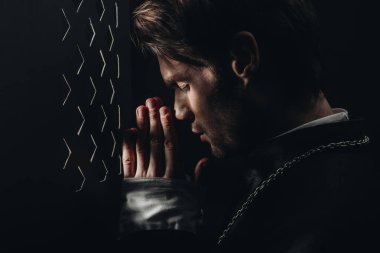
[
  {"left": 273, "top": 91, "right": 333, "bottom": 137},
  {"left": 244, "top": 90, "right": 334, "bottom": 144}
]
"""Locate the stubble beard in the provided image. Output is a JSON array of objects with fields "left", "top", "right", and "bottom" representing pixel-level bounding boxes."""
[{"left": 201, "top": 61, "right": 247, "bottom": 159}]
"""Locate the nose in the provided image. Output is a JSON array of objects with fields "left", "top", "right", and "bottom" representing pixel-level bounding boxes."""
[{"left": 174, "top": 89, "right": 194, "bottom": 121}]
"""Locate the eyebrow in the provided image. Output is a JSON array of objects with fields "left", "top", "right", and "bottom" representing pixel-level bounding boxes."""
[{"left": 163, "top": 67, "right": 191, "bottom": 87}]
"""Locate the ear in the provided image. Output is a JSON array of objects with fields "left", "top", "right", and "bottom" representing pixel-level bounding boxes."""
[{"left": 230, "top": 31, "right": 260, "bottom": 87}]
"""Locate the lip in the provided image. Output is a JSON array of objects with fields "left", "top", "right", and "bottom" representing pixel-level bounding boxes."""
[
  {"left": 192, "top": 128, "right": 208, "bottom": 143},
  {"left": 191, "top": 128, "right": 201, "bottom": 134},
  {"left": 200, "top": 133, "right": 209, "bottom": 143}
]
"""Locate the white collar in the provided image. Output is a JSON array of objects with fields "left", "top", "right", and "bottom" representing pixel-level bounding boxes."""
[{"left": 274, "top": 108, "right": 349, "bottom": 139}]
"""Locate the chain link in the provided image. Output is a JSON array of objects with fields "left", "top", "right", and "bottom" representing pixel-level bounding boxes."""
[{"left": 217, "top": 136, "right": 370, "bottom": 245}]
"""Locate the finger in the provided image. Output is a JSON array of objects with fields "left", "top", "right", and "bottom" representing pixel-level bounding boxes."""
[
  {"left": 122, "top": 128, "right": 137, "bottom": 178},
  {"left": 194, "top": 157, "right": 209, "bottom": 182},
  {"left": 153, "top": 97, "right": 164, "bottom": 108},
  {"left": 135, "top": 105, "right": 149, "bottom": 177},
  {"left": 146, "top": 98, "right": 164, "bottom": 177},
  {"left": 159, "top": 106, "right": 179, "bottom": 178}
]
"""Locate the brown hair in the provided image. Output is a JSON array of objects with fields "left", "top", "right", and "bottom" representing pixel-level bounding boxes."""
[{"left": 132, "top": 0, "right": 321, "bottom": 101}]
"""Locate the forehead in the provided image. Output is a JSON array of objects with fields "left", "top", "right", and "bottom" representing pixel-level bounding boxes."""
[
  {"left": 157, "top": 56, "right": 191, "bottom": 82},
  {"left": 157, "top": 55, "right": 217, "bottom": 85}
]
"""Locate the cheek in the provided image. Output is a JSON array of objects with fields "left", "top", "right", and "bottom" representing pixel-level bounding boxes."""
[
  {"left": 187, "top": 89, "right": 209, "bottom": 119},
  {"left": 187, "top": 67, "right": 218, "bottom": 121}
]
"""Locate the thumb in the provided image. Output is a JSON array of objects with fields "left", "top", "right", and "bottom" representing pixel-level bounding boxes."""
[{"left": 194, "top": 157, "right": 209, "bottom": 182}]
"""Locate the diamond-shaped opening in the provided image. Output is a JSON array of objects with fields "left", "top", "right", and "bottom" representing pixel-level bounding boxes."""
[
  {"left": 96, "top": 0, "right": 105, "bottom": 21},
  {"left": 61, "top": 9, "right": 70, "bottom": 41},
  {"left": 85, "top": 19, "right": 95, "bottom": 47},
  {"left": 62, "top": 75, "right": 71, "bottom": 106},
  {"left": 72, "top": 0, "right": 83, "bottom": 11},
  {"left": 106, "top": 26, "right": 113, "bottom": 52},
  {"left": 75, "top": 45, "right": 85, "bottom": 75}
]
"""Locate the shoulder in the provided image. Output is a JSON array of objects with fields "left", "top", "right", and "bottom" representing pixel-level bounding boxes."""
[{"left": 219, "top": 120, "right": 380, "bottom": 252}]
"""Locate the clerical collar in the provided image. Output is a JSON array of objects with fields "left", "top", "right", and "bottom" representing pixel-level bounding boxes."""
[{"left": 272, "top": 108, "right": 349, "bottom": 139}]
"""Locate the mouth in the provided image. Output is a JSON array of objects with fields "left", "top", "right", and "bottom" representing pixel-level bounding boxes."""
[
  {"left": 200, "top": 133, "right": 209, "bottom": 143},
  {"left": 192, "top": 127, "right": 209, "bottom": 143},
  {"left": 193, "top": 132, "right": 209, "bottom": 143}
]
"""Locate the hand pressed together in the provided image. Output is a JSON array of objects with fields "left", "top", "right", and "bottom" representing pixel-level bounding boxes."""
[{"left": 122, "top": 97, "right": 183, "bottom": 178}]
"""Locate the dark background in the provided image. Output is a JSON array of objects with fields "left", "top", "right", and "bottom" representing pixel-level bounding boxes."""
[
  {"left": 0, "top": 0, "right": 131, "bottom": 248},
  {"left": 0, "top": 0, "right": 379, "bottom": 249}
]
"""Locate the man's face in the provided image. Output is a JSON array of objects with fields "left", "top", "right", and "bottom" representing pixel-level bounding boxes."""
[{"left": 158, "top": 55, "right": 247, "bottom": 158}]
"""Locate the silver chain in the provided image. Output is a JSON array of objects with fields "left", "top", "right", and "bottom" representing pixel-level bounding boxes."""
[{"left": 217, "top": 135, "right": 370, "bottom": 245}]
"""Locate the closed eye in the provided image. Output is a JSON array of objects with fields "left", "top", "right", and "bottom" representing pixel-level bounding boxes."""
[{"left": 177, "top": 82, "right": 190, "bottom": 91}]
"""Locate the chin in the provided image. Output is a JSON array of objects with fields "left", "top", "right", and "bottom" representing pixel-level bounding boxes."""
[
  {"left": 210, "top": 144, "right": 228, "bottom": 159},
  {"left": 210, "top": 138, "right": 243, "bottom": 159}
]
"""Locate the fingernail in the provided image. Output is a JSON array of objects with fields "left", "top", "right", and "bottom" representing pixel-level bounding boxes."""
[
  {"left": 160, "top": 107, "right": 169, "bottom": 116},
  {"left": 146, "top": 98, "right": 156, "bottom": 109},
  {"left": 153, "top": 97, "right": 163, "bottom": 106}
]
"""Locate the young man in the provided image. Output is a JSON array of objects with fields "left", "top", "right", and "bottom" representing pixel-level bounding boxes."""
[{"left": 120, "top": 0, "right": 379, "bottom": 251}]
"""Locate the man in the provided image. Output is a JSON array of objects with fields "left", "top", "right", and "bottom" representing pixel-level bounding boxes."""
[{"left": 119, "top": 0, "right": 379, "bottom": 252}]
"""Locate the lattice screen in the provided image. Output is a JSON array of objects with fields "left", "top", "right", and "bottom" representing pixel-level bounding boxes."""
[
  {"left": 59, "top": 0, "right": 130, "bottom": 192},
  {"left": 0, "top": 0, "right": 131, "bottom": 246}
]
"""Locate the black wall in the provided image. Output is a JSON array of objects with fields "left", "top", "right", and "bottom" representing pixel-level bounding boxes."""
[
  {"left": 0, "top": 0, "right": 379, "bottom": 249},
  {"left": 0, "top": 0, "right": 131, "bottom": 248}
]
